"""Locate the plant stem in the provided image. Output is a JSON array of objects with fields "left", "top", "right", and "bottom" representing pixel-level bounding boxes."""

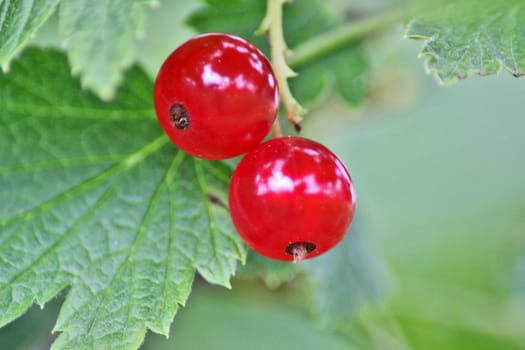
[
  {"left": 258, "top": 0, "right": 305, "bottom": 130},
  {"left": 288, "top": 10, "right": 403, "bottom": 69}
]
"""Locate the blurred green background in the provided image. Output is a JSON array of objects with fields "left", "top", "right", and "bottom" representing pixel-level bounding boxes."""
[{"left": 1, "top": 1, "right": 524, "bottom": 349}]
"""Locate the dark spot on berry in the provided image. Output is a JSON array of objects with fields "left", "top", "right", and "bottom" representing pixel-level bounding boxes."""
[
  {"left": 170, "top": 103, "right": 190, "bottom": 130},
  {"left": 207, "top": 193, "right": 229, "bottom": 210},
  {"left": 285, "top": 241, "right": 316, "bottom": 256}
]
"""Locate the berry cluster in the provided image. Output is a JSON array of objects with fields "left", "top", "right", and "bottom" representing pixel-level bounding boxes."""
[{"left": 154, "top": 33, "right": 356, "bottom": 261}]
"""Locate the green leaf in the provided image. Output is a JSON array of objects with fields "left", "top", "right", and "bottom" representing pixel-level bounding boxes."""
[
  {"left": 58, "top": 0, "right": 153, "bottom": 100},
  {"left": 406, "top": 0, "right": 525, "bottom": 84},
  {"left": 307, "top": 224, "right": 390, "bottom": 325},
  {"left": 0, "top": 47, "right": 246, "bottom": 349},
  {"left": 0, "top": 0, "right": 59, "bottom": 70},
  {"left": 187, "top": 0, "right": 370, "bottom": 107}
]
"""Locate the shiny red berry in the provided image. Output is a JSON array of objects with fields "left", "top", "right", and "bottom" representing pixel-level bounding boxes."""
[
  {"left": 154, "top": 33, "right": 279, "bottom": 160},
  {"left": 229, "top": 137, "right": 356, "bottom": 261}
]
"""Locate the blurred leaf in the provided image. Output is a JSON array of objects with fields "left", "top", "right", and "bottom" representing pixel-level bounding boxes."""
[
  {"left": 186, "top": 0, "right": 266, "bottom": 48},
  {"left": 291, "top": 44, "right": 371, "bottom": 108},
  {"left": 0, "top": 0, "right": 59, "bottom": 70},
  {"left": 307, "top": 224, "right": 390, "bottom": 325},
  {"left": 287, "top": 61, "right": 332, "bottom": 108},
  {"left": 187, "top": 0, "right": 371, "bottom": 107},
  {"left": 238, "top": 251, "right": 301, "bottom": 289},
  {"left": 0, "top": 47, "right": 245, "bottom": 349},
  {"left": 393, "top": 277, "right": 525, "bottom": 348},
  {"left": 333, "top": 46, "right": 370, "bottom": 106},
  {"left": 59, "top": 0, "right": 154, "bottom": 100},
  {"left": 143, "top": 284, "right": 355, "bottom": 350},
  {"left": 406, "top": 0, "right": 525, "bottom": 84}
]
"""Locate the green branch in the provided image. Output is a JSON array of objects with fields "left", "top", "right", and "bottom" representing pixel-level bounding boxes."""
[{"left": 288, "top": 10, "right": 403, "bottom": 69}]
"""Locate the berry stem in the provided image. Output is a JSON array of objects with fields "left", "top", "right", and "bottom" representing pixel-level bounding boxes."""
[
  {"left": 258, "top": 0, "right": 305, "bottom": 131},
  {"left": 271, "top": 118, "right": 282, "bottom": 138},
  {"left": 287, "top": 10, "right": 403, "bottom": 70}
]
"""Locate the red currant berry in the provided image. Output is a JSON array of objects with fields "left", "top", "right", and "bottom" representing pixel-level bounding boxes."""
[
  {"left": 154, "top": 33, "right": 279, "bottom": 160},
  {"left": 229, "top": 137, "right": 356, "bottom": 261}
]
